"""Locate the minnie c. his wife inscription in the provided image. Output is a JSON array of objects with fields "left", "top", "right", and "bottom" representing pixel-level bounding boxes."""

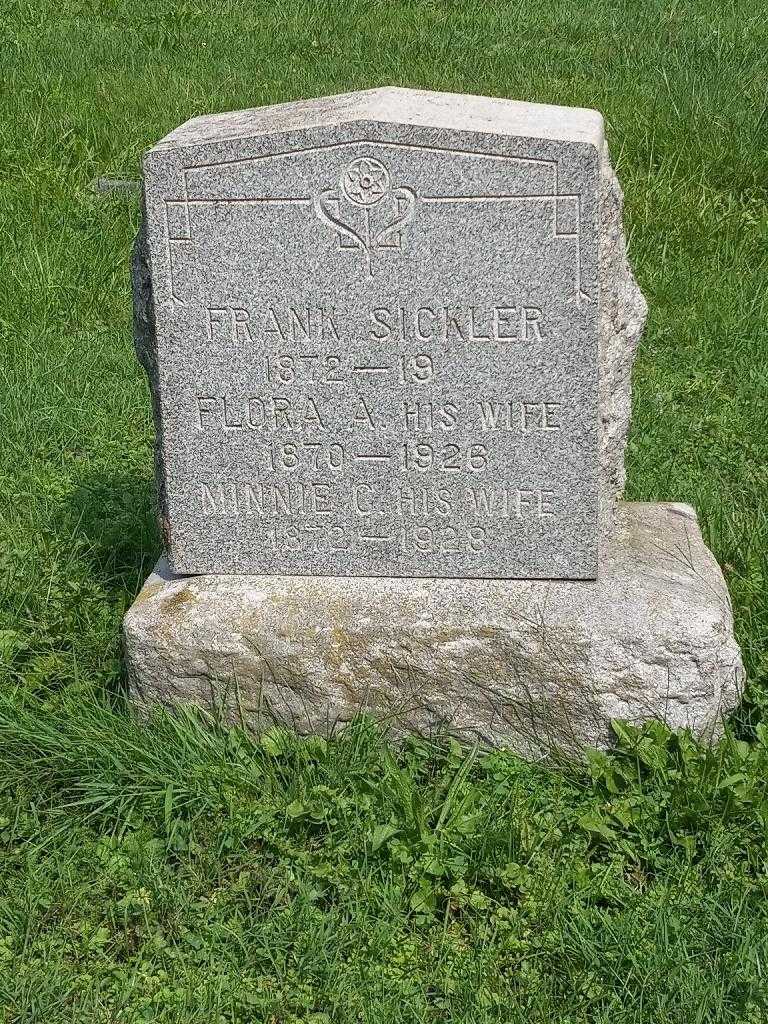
[{"left": 134, "top": 87, "right": 604, "bottom": 578}]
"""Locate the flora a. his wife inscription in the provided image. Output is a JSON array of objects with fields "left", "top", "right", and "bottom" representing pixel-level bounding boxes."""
[{"left": 136, "top": 88, "right": 602, "bottom": 577}]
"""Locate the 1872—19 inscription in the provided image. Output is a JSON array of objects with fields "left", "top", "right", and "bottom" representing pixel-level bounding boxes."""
[{"left": 138, "top": 88, "right": 602, "bottom": 578}]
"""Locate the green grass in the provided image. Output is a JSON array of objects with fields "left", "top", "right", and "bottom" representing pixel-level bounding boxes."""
[
  {"left": 1, "top": 0, "right": 767, "bottom": 1020},
  {"left": 3, "top": 698, "right": 768, "bottom": 1023}
]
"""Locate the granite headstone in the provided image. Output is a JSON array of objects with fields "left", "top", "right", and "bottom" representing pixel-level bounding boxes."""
[{"left": 136, "top": 88, "right": 606, "bottom": 578}]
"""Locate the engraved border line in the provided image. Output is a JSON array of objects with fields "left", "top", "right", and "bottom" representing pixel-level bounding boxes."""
[
  {"left": 163, "top": 142, "right": 588, "bottom": 304},
  {"left": 184, "top": 197, "right": 312, "bottom": 205},
  {"left": 182, "top": 140, "right": 558, "bottom": 172}
]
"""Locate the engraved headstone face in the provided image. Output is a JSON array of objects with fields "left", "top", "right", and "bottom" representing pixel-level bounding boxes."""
[{"left": 138, "top": 88, "right": 603, "bottom": 578}]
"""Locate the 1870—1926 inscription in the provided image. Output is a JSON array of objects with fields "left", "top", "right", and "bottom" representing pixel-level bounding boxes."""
[{"left": 138, "top": 88, "right": 602, "bottom": 578}]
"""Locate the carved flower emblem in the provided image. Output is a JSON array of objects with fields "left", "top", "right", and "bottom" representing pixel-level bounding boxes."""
[{"left": 341, "top": 157, "right": 391, "bottom": 207}]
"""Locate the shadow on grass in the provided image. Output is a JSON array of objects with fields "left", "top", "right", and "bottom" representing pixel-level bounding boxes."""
[
  {"left": 65, "top": 468, "right": 160, "bottom": 600},
  {"left": 58, "top": 468, "right": 160, "bottom": 700}
]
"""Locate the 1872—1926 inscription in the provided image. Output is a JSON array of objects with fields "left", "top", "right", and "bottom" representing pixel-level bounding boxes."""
[{"left": 138, "top": 88, "right": 602, "bottom": 578}]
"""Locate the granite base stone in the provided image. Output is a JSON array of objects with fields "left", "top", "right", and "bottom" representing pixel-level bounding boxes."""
[{"left": 123, "top": 503, "right": 744, "bottom": 755}]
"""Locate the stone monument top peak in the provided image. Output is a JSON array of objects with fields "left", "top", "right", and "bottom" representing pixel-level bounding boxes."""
[{"left": 149, "top": 87, "right": 605, "bottom": 156}]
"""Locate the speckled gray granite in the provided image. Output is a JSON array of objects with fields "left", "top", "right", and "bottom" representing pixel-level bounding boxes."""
[
  {"left": 134, "top": 87, "right": 646, "bottom": 578},
  {"left": 124, "top": 503, "right": 744, "bottom": 755}
]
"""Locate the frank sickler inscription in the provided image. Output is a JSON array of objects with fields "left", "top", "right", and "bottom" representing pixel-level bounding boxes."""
[{"left": 138, "top": 88, "right": 601, "bottom": 577}]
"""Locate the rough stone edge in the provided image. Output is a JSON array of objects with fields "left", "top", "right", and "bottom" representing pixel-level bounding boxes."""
[
  {"left": 132, "top": 214, "right": 172, "bottom": 553},
  {"left": 598, "top": 142, "right": 648, "bottom": 532}
]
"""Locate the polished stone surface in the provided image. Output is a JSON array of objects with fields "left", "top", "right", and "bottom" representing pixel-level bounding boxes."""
[{"left": 134, "top": 88, "right": 646, "bottom": 578}]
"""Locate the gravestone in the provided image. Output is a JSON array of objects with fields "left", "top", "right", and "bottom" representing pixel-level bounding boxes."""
[
  {"left": 135, "top": 89, "right": 621, "bottom": 578},
  {"left": 125, "top": 89, "right": 743, "bottom": 753}
]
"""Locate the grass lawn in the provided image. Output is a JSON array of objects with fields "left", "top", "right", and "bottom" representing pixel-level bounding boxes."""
[{"left": 2, "top": 1, "right": 768, "bottom": 1020}]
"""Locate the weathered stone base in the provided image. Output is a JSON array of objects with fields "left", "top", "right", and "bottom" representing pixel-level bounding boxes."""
[{"left": 123, "top": 503, "right": 744, "bottom": 756}]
